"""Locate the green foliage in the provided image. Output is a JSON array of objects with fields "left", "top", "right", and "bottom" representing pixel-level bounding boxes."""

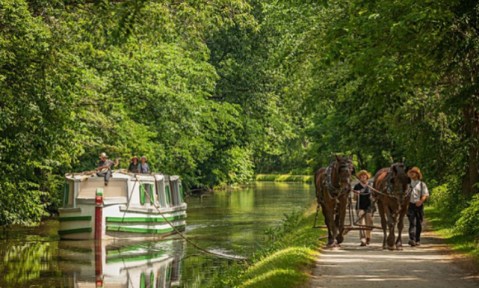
[
  {"left": 455, "top": 194, "right": 479, "bottom": 237},
  {"left": 1, "top": 0, "right": 479, "bottom": 226},
  {"left": 430, "top": 181, "right": 466, "bottom": 219},
  {"left": 0, "top": 0, "right": 261, "bottom": 225},
  {"left": 256, "top": 174, "right": 312, "bottom": 183}
]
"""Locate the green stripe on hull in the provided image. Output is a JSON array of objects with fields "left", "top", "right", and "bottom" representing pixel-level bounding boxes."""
[
  {"left": 58, "top": 227, "right": 92, "bottom": 235},
  {"left": 106, "top": 215, "right": 185, "bottom": 223},
  {"left": 106, "top": 252, "right": 167, "bottom": 264},
  {"left": 106, "top": 225, "right": 185, "bottom": 234},
  {"left": 59, "top": 216, "right": 92, "bottom": 222}
]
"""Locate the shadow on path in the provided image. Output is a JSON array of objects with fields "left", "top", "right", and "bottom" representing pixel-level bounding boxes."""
[{"left": 308, "top": 214, "right": 479, "bottom": 288}]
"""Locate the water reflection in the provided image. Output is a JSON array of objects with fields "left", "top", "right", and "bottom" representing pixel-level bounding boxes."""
[
  {"left": 1, "top": 240, "right": 58, "bottom": 286},
  {"left": 0, "top": 182, "right": 314, "bottom": 287},
  {"left": 59, "top": 239, "right": 185, "bottom": 287}
]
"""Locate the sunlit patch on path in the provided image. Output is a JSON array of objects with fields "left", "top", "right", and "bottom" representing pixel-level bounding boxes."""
[{"left": 308, "top": 215, "right": 479, "bottom": 288}]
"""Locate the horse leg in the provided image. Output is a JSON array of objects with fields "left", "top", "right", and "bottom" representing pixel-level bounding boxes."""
[
  {"left": 321, "top": 199, "right": 336, "bottom": 247},
  {"left": 377, "top": 199, "right": 388, "bottom": 249},
  {"left": 386, "top": 208, "right": 396, "bottom": 250},
  {"left": 335, "top": 195, "right": 348, "bottom": 245},
  {"left": 396, "top": 204, "right": 408, "bottom": 250}
]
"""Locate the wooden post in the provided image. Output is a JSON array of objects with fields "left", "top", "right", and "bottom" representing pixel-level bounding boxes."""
[{"left": 95, "top": 188, "right": 103, "bottom": 239}]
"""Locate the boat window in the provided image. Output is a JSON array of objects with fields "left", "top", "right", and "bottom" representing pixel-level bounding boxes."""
[
  {"left": 139, "top": 183, "right": 154, "bottom": 205},
  {"left": 170, "top": 180, "right": 182, "bottom": 206},
  {"left": 165, "top": 184, "right": 172, "bottom": 206},
  {"left": 63, "top": 182, "right": 74, "bottom": 207}
]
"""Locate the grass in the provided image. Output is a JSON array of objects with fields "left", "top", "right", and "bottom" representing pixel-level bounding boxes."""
[
  {"left": 239, "top": 247, "right": 315, "bottom": 288},
  {"left": 426, "top": 206, "right": 479, "bottom": 264},
  {"left": 255, "top": 174, "right": 313, "bottom": 183},
  {"left": 213, "top": 205, "right": 325, "bottom": 287}
]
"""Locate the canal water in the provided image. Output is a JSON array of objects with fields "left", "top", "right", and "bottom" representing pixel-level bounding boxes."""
[{"left": 0, "top": 182, "right": 315, "bottom": 287}]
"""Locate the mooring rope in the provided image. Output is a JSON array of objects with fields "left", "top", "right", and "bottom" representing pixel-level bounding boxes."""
[{"left": 143, "top": 190, "right": 248, "bottom": 261}]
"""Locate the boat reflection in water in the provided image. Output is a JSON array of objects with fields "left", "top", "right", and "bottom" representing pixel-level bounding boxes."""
[{"left": 59, "top": 238, "right": 185, "bottom": 287}]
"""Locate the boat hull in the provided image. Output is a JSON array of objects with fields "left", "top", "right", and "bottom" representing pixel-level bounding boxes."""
[{"left": 59, "top": 172, "right": 187, "bottom": 240}]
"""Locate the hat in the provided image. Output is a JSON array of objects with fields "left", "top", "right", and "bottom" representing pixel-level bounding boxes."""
[
  {"left": 356, "top": 170, "right": 371, "bottom": 179},
  {"left": 407, "top": 167, "right": 422, "bottom": 180},
  {"left": 131, "top": 156, "right": 138, "bottom": 160},
  {"left": 99, "top": 152, "right": 107, "bottom": 158},
  {"left": 140, "top": 156, "right": 147, "bottom": 161}
]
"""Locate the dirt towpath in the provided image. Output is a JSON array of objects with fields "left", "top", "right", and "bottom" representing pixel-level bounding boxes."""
[{"left": 308, "top": 215, "right": 479, "bottom": 288}]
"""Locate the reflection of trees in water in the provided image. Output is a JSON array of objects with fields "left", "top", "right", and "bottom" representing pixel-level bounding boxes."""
[{"left": 1, "top": 241, "right": 58, "bottom": 286}]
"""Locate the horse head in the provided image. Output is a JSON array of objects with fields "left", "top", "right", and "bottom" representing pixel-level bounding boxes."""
[
  {"left": 388, "top": 162, "right": 410, "bottom": 196},
  {"left": 334, "top": 155, "right": 354, "bottom": 193}
]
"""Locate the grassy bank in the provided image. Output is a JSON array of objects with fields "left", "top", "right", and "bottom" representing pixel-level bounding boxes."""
[
  {"left": 426, "top": 206, "right": 479, "bottom": 264},
  {"left": 255, "top": 174, "right": 313, "bottom": 183},
  {"left": 213, "top": 205, "right": 324, "bottom": 287}
]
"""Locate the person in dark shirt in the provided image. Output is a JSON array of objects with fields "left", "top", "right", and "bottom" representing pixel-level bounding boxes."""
[
  {"left": 96, "top": 152, "right": 119, "bottom": 186},
  {"left": 128, "top": 156, "right": 140, "bottom": 173},
  {"left": 353, "top": 170, "right": 374, "bottom": 246}
]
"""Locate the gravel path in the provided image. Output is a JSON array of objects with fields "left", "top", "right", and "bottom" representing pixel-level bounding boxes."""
[{"left": 308, "top": 215, "right": 479, "bottom": 288}]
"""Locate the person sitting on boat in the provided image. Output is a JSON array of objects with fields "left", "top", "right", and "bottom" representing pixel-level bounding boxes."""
[
  {"left": 140, "top": 156, "right": 150, "bottom": 174},
  {"left": 128, "top": 156, "right": 140, "bottom": 173},
  {"left": 96, "top": 152, "right": 119, "bottom": 186}
]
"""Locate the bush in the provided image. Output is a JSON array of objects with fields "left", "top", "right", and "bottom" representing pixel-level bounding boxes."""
[
  {"left": 430, "top": 180, "right": 466, "bottom": 220},
  {"left": 454, "top": 194, "right": 479, "bottom": 237}
]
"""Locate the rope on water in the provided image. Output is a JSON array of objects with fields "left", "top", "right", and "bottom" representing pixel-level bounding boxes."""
[{"left": 144, "top": 192, "right": 248, "bottom": 262}]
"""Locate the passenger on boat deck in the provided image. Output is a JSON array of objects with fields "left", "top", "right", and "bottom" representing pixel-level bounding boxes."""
[
  {"left": 96, "top": 152, "right": 119, "bottom": 186},
  {"left": 140, "top": 156, "right": 150, "bottom": 174},
  {"left": 128, "top": 156, "right": 140, "bottom": 173}
]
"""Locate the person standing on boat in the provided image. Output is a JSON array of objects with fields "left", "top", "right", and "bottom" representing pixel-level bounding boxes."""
[
  {"left": 96, "top": 152, "right": 119, "bottom": 186},
  {"left": 140, "top": 156, "right": 150, "bottom": 174},
  {"left": 353, "top": 170, "right": 374, "bottom": 246},
  {"left": 128, "top": 156, "right": 140, "bottom": 173}
]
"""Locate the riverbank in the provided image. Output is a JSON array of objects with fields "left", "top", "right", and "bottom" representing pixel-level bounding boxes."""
[
  {"left": 212, "top": 204, "right": 324, "bottom": 287},
  {"left": 255, "top": 174, "right": 313, "bottom": 183}
]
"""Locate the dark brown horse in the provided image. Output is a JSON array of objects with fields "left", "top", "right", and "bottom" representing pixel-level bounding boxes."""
[
  {"left": 373, "top": 163, "right": 411, "bottom": 250},
  {"left": 315, "top": 156, "right": 354, "bottom": 248}
]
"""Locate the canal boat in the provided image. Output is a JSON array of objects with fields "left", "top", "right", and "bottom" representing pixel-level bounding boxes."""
[
  {"left": 58, "top": 171, "right": 187, "bottom": 240},
  {"left": 59, "top": 239, "right": 185, "bottom": 287}
]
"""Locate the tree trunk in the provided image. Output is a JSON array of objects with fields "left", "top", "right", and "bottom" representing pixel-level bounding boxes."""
[{"left": 462, "top": 104, "right": 479, "bottom": 197}]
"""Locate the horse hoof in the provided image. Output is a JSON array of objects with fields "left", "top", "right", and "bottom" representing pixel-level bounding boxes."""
[{"left": 387, "top": 246, "right": 395, "bottom": 251}]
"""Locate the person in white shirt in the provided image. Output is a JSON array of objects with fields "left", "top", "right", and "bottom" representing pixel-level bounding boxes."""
[{"left": 407, "top": 166, "right": 429, "bottom": 247}]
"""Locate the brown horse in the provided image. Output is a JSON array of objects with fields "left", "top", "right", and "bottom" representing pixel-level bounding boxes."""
[
  {"left": 373, "top": 163, "right": 411, "bottom": 250},
  {"left": 315, "top": 156, "right": 355, "bottom": 248}
]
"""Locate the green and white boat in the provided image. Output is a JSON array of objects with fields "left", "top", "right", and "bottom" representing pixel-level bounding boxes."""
[{"left": 58, "top": 171, "right": 187, "bottom": 240}]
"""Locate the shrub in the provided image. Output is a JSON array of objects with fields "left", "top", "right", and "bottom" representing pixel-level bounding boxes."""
[
  {"left": 454, "top": 194, "right": 479, "bottom": 237},
  {"left": 430, "top": 180, "right": 466, "bottom": 220}
]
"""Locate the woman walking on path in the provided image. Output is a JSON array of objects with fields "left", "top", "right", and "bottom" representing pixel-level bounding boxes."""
[{"left": 353, "top": 170, "right": 374, "bottom": 246}]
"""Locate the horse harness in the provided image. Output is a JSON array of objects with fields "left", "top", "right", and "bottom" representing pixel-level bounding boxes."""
[
  {"left": 319, "top": 163, "right": 351, "bottom": 204},
  {"left": 379, "top": 168, "right": 412, "bottom": 207}
]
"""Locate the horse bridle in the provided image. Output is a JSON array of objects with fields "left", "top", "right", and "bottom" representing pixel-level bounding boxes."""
[
  {"left": 324, "top": 161, "right": 352, "bottom": 197},
  {"left": 384, "top": 169, "right": 412, "bottom": 201}
]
